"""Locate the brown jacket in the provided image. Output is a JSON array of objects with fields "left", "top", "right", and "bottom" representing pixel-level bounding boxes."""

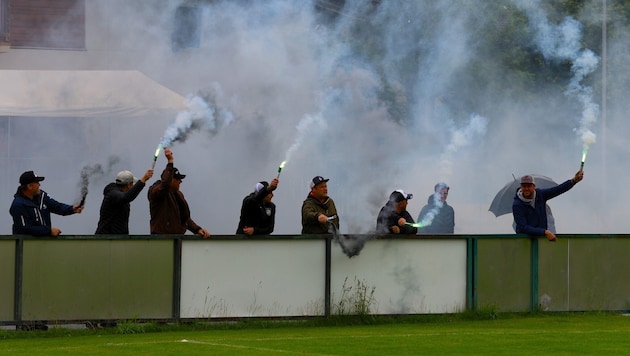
[{"left": 148, "top": 163, "right": 202, "bottom": 235}]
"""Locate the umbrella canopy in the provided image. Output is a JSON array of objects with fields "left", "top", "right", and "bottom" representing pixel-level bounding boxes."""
[{"left": 489, "top": 174, "right": 558, "bottom": 217}]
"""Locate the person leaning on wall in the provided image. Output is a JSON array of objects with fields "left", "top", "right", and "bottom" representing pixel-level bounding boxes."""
[
  {"left": 10, "top": 170, "right": 83, "bottom": 237},
  {"left": 236, "top": 178, "right": 279, "bottom": 236},
  {"left": 147, "top": 147, "right": 210, "bottom": 238},
  {"left": 95, "top": 168, "right": 153, "bottom": 235},
  {"left": 376, "top": 189, "right": 418, "bottom": 235},
  {"left": 301, "top": 176, "right": 339, "bottom": 234},
  {"left": 9, "top": 170, "right": 83, "bottom": 331}
]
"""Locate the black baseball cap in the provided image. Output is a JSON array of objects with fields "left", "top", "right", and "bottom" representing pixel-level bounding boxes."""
[
  {"left": 173, "top": 167, "right": 186, "bottom": 180},
  {"left": 310, "top": 176, "right": 329, "bottom": 189},
  {"left": 19, "top": 171, "right": 45, "bottom": 185}
]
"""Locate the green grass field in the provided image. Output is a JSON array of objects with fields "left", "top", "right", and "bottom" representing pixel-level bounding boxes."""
[{"left": 2, "top": 313, "right": 630, "bottom": 355}]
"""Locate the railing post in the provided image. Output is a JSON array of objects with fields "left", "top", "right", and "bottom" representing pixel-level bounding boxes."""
[
  {"left": 530, "top": 237, "right": 539, "bottom": 312},
  {"left": 466, "top": 236, "right": 478, "bottom": 310},
  {"left": 172, "top": 237, "right": 182, "bottom": 323},
  {"left": 13, "top": 238, "right": 23, "bottom": 328},
  {"left": 324, "top": 235, "right": 331, "bottom": 317}
]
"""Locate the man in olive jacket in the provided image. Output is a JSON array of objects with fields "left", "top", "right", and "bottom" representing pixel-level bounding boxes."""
[
  {"left": 301, "top": 176, "right": 339, "bottom": 234},
  {"left": 147, "top": 148, "right": 210, "bottom": 238}
]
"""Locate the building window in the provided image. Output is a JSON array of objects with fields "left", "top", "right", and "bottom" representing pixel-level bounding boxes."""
[
  {"left": 172, "top": 6, "right": 201, "bottom": 52},
  {"left": 9, "top": 0, "right": 85, "bottom": 50}
]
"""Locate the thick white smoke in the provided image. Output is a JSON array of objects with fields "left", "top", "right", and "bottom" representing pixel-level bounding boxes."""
[
  {"left": 6, "top": 0, "right": 630, "bottom": 237},
  {"left": 282, "top": 112, "right": 328, "bottom": 167},
  {"left": 515, "top": 0, "right": 599, "bottom": 154}
]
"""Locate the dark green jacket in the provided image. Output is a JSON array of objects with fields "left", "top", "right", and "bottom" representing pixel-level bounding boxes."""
[{"left": 301, "top": 194, "right": 339, "bottom": 234}]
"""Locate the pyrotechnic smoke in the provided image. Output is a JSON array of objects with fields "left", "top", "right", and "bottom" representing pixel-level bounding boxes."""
[
  {"left": 417, "top": 193, "right": 443, "bottom": 229},
  {"left": 282, "top": 112, "right": 328, "bottom": 165},
  {"left": 160, "top": 85, "right": 235, "bottom": 148},
  {"left": 515, "top": 0, "right": 599, "bottom": 153},
  {"left": 77, "top": 156, "right": 120, "bottom": 205},
  {"left": 393, "top": 263, "right": 421, "bottom": 313},
  {"left": 329, "top": 222, "right": 376, "bottom": 258},
  {"left": 439, "top": 114, "right": 488, "bottom": 178},
  {"left": 407, "top": 114, "right": 485, "bottom": 229}
]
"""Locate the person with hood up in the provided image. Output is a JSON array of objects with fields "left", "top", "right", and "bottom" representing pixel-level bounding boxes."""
[
  {"left": 513, "top": 171, "right": 583, "bottom": 242},
  {"left": 417, "top": 182, "right": 455, "bottom": 234},
  {"left": 10, "top": 170, "right": 83, "bottom": 237},
  {"left": 95, "top": 168, "right": 153, "bottom": 234},
  {"left": 376, "top": 190, "right": 418, "bottom": 234},
  {"left": 236, "top": 178, "right": 279, "bottom": 235}
]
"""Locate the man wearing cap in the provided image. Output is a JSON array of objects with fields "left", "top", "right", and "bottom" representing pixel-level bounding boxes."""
[
  {"left": 417, "top": 182, "right": 454, "bottom": 234},
  {"left": 10, "top": 170, "right": 83, "bottom": 237},
  {"left": 147, "top": 148, "right": 210, "bottom": 238},
  {"left": 301, "top": 176, "right": 339, "bottom": 234},
  {"left": 376, "top": 190, "right": 418, "bottom": 234},
  {"left": 236, "top": 178, "right": 279, "bottom": 236},
  {"left": 95, "top": 168, "right": 154, "bottom": 234},
  {"left": 513, "top": 170, "right": 584, "bottom": 241}
]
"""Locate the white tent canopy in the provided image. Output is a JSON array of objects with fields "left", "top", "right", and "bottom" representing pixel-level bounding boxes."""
[{"left": 0, "top": 70, "right": 186, "bottom": 117}]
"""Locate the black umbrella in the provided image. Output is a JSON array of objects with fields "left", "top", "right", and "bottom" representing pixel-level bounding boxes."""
[{"left": 489, "top": 174, "right": 558, "bottom": 217}]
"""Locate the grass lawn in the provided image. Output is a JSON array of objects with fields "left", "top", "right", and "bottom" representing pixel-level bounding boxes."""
[{"left": 1, "top": 313, "right": 630, "bottom": 355}]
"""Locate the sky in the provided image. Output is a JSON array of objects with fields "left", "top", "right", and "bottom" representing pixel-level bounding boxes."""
[{"left": 3, "top": 0, "right": 629, "bottom": 236}]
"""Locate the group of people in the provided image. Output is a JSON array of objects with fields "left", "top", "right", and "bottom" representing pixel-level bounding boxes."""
[
  {"left": 9, "top": 147, "right": 585, "bottom": 241},
  {"left": 10, "top": 148, "right": 211, "bottom": 239},
  {"left": 374, "top": 183, "right": 455, "bottom": 235}
]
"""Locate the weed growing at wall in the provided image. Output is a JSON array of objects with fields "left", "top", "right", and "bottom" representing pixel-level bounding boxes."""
[{"left": 332, "top": 277, "right": 377, "bottom": 317}]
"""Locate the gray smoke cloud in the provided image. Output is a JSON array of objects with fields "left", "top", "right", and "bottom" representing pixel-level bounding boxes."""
[
  {"left": 77, "top": 156, "right": 120, "bottom": 206},
  {"left": 3, "top": 0, "right": 629, "bottom": 237},
  {"left": 160, "top": 85, "right": 235, "bottom": 148}
]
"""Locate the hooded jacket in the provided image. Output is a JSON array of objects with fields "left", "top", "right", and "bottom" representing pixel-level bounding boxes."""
[
  {"left": 147, "top": 162, "right": 202, "bottom": 235},
  {"left": 10, "top": 188, "right": 75, "bottom": 236},
  {"left": 417, "top": 195, "right": 455, "bottom": 234},
  {"left": 95, "top": 180, "right": 146, "bottom": 234},
  {"left": 301, "top": 194, "right": 339, "bottom": 234},
  {"left": 236, "top": 185, "right": 276, "bottom": 235},
  {"left": 376, "top": 202, "right": 418, "bottom": 234},
  {"left": 512, "top": 179, "right": 574, "bottom": 236}
]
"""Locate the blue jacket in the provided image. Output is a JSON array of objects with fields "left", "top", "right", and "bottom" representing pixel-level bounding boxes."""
[
  {"left": 10, "top": 189, "right": 75, "bottom": 236},
  {"left": 512, "top": 180, "right": 574, "bottom": 236}
]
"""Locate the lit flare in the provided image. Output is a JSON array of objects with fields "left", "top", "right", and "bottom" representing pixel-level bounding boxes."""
[
  {"left": 151, "top": 144, "right": 162, "bottom": 169},
  {"left": 405, "top": 222, "right": 424, "bottom": 228},
  {"left": 276, "top": 160, "right": 286, "bottom": 179}
]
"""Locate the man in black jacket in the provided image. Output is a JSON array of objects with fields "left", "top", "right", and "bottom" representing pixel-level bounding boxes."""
[
  {"left": 376, "top": 190, "right": 418, "bottom": 235},
  {"left": 417, "top": 182, "right": 454, "bottom": 234},
  {"left": 236, "top": 178, "right": 279, "bottom": 235},
  {"left": 95, "top": 169, "right": 153, "bottom": 234}
]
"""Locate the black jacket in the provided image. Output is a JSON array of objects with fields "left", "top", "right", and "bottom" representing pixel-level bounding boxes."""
[
  {"left": 417, "top": 195, "right": 455, "bottom": 234},
  {"left": 376, "top": 203, "right": 418, "bottom": 234},
  {"left": 95, "top": 181, "right": 146, "bottom": 234},
  {"left": 236, "top": 186, "right": 276, "bottom": 235}
]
